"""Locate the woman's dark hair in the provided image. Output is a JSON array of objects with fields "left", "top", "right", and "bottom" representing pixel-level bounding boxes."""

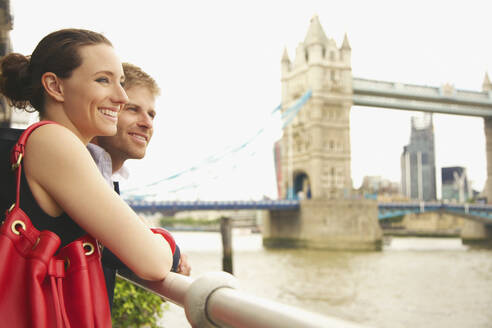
[{"left": 0, "top": 28, "right": 112, "bottom": 114}]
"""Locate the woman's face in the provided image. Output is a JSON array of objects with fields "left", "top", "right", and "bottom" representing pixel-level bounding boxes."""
[{"left": 60, "top": 43, "right": 128, "bottom": 142}]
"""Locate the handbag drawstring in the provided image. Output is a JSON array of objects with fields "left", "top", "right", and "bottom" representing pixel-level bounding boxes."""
[
  {"left": 50, "top": 276, "right": 63, "bottom": 328},
  {"left": 48, "top": 259, "right": 71, "bottom": 328},
  {"left": 57, "top": 276, "right": 71, "bottom": 328}
]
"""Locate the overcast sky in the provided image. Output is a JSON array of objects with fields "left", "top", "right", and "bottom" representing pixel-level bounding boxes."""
[{"left": 9, "top": 0, "right": 492, "bottom": 200}]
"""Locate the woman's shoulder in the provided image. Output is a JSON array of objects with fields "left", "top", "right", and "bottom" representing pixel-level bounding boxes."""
[
  {"left": 25, "top": 123, "right": 85, "bottom": 154},
  {"left": 23, "top": 122, "right": 92, "bottom": 179},
  {"left": 28, "top": 122, "right": 78, "bottom": 140}
]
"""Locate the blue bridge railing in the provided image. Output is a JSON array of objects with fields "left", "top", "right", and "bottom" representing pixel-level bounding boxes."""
[
  {"left": 378, "top": 202, "right": 492, "bottom": 221},
  {"left": 126, "top": 199, "right": 492, "bottom": 221},
  {"left": 127, "top": 199, "right": 301, "bottom": 211}
]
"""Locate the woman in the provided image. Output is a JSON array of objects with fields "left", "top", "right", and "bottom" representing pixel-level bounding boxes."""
[{"left": 0, "top": 29, "right": 173, "bottom": 281}]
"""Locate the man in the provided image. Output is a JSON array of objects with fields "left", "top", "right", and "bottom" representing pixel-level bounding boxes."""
[{"left": 88, "top": 62, "right": 191, "bottom": 310}]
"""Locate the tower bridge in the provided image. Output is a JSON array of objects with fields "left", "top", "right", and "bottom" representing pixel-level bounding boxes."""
[
  {"left": 278, "top": 16, "right": 492, "bottom": 202},
  {"left": 268, "top": 15, "right": 492, "bottom": 249}
]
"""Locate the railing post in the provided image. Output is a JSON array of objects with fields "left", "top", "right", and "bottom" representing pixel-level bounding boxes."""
[
  {"left": 184, "top": 271, "right": 238, "bottom": 327},
  {"left": 221, "top": 216, "right": 233, "bottom": 274}
]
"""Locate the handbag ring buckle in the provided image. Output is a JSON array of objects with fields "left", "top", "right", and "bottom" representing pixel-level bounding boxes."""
[
  {"left": 82, "top": 242, "right": 95, "bottom": 256},
  {"left": 11, "top": 153, "right": 23, "bottom": 171},
  {"left": 11, "top": 220, "right": 26, "bottom": 235}
]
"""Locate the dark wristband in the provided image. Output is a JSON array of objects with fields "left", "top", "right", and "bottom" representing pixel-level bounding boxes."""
[{"left": 171, "top": 244, "right": 180, "bottom": 272}]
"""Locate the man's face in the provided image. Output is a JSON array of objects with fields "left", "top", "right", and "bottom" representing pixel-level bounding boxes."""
[{"left": 97, "top": 85, "right": 156, "bottom": 161}]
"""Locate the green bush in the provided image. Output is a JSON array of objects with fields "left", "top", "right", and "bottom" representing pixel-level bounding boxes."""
[{"left": 112, "top": 277, "right": 167, "bottom": 328}]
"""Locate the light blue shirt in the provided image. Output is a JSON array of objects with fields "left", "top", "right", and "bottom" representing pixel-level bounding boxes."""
[{"left": 86, "top": 143, "right": 129, "bottom": 187}]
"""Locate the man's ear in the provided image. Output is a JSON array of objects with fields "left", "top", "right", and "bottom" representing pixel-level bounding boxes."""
[{"left": 41, "top": 72, "right": 64, "bottom": 102}]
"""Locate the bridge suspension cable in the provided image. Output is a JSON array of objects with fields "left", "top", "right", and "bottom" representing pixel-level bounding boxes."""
[{"left": 121, "top": 90, "right": 312, "bottom": 200}]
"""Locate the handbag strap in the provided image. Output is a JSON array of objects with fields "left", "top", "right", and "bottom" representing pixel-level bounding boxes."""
[{"left": 10, "top": 120, "right": 59, "bottom": 210}]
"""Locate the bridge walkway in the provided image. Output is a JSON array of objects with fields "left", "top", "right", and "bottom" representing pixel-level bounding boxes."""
[{"left": 128, "top": 199, "right": 492, "bottom": 222}]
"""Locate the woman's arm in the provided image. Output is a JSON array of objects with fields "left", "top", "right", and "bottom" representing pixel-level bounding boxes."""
[{"left": 24, "top": 124, "right": 172, "bottom": 281}]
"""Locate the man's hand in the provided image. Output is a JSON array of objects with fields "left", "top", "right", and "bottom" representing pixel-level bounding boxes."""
[{"left": 177, "top": 253, "right": 191, "bottom": 276}]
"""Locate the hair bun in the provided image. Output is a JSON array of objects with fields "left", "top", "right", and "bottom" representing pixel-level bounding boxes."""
[{"left": 0, "top": 53, "right": 32, "bottom": 109}]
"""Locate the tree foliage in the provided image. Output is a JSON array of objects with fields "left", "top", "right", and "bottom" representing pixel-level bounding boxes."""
[{"left": 112, "top": 277, "right": 166, "bottom": 328}]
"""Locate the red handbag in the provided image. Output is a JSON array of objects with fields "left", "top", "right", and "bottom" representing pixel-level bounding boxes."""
[{"left": 0, "top": 121, "right": 112, "bottom": 327}]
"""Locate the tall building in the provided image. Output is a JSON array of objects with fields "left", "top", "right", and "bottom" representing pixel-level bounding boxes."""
[
  {"left": 400, "top": 113, "right": 437, "bottom": 201},
  {"left": 441, "top": 166, "right": 471, "bottom": 203}
]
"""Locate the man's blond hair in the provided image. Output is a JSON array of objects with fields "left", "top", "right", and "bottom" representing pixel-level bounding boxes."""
[{"left": 122, "top": 62, "right": 160, "bottom": 96}]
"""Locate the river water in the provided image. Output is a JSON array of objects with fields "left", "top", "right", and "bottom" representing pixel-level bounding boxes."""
[{"left": 158, "top": 231, "right": 492, "bottom": 328}]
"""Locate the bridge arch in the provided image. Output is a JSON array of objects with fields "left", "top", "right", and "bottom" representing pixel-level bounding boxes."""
[{"left": 293, "top": 171, "right": 312, "bottom": 199}]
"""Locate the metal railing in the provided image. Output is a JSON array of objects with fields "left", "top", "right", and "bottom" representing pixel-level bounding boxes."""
[{"left": 118, "top": 270, "right": 370, "bottom": 328}]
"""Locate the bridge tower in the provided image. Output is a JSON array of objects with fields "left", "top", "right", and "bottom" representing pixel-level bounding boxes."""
[
  {"left": 280, "top": 15, "right": 353, "bottom": 199},
  {"left": 263, "top": 15, "right": 382, "bottom": 251},
  {"left": 482, "top": 73, "right": 492, "bottom": 202}
]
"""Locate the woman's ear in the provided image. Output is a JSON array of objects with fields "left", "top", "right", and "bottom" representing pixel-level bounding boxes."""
[{"left": 41, "top": 72, "right": 64, "bottom": 102}]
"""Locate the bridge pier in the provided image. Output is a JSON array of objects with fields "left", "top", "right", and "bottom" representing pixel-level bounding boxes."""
[
  {"left": 461, "top": 219, "right": 492, "bottom": 247},
  {"left": 381, "top": 209, "right": 492, "bottom": 246},
  {"left": 400, "top": 211, "right": 463, "bottom": 236},
  {"left": 483, "top": 118, "right": 492, "bottom": 203},
  {"left": 262, "top": 199, "right": 382, "bottom": 251}
]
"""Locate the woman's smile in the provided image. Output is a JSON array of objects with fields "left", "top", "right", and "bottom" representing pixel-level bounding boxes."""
[{"left": 98, "top": 107, "right": 119, "bottom": 122}]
